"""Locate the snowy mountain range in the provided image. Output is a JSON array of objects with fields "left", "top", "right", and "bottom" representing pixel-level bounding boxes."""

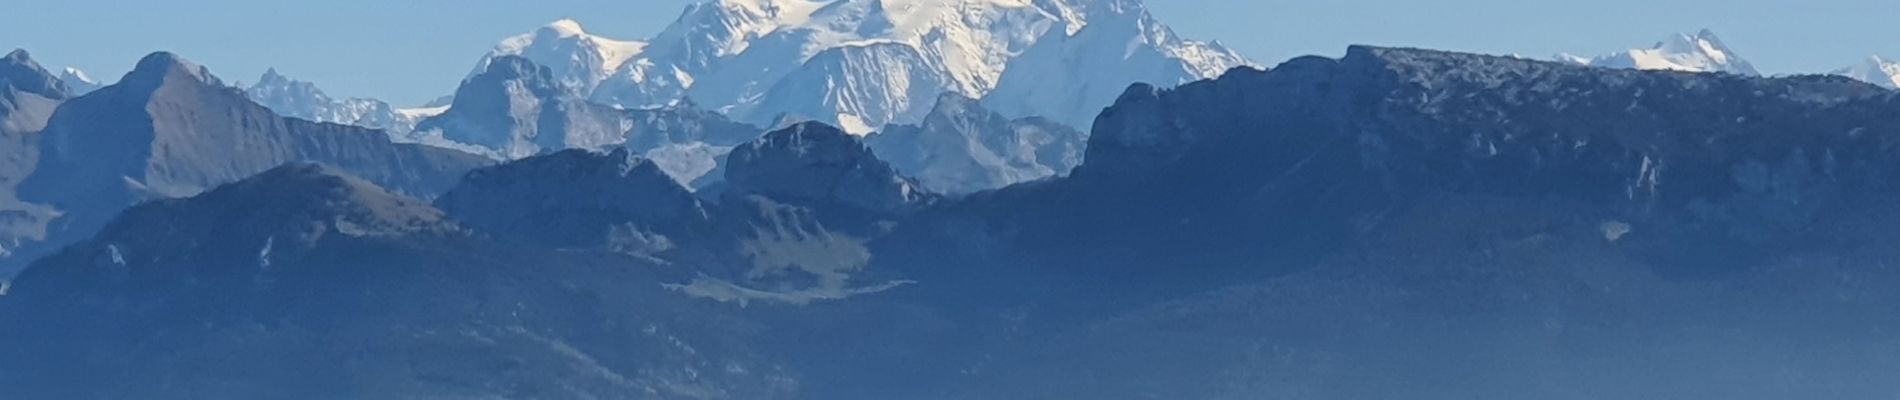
[
  {"left": 1558, "top": 29, "right": 1900, "bottom": 89},
  {"left": 1557, "top": 29, "right": 1760, "bottom": 75},
  {"left": 476, "top": 0, "right": 1248, "bottom": 133},
  {"left": 244, "top": 68, "right": 443, "bottom": 136},
  {"left": 415, "top": 55, "right": 763, "bottom": 185}
]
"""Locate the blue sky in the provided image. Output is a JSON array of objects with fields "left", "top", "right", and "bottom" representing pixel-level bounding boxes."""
[{"left": 3, "top": 0, "right": 1895, "bottom": 105}]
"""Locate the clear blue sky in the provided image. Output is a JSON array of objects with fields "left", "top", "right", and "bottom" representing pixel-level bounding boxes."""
[{"left": 3, "top": 0, "right": 1895, "bottom": 105}]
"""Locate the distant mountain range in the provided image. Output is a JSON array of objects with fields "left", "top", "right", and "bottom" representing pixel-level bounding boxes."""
[
  {"left": 7, "top": 42, "right": 1900, "bottom": 399},
  {"left": 235, "top": 23, "right": 1900, "bottom": 197},
  {"left": 1558, "top": 29, "right": 1761, "bottom": 75},
  {"left": 0, "top": 50, "right": 491, "bottom": 276},
  {"left": 1557, "top": 29, "right": 1900, "bottom": 88},
  {"left": 245, "top": 68, "right": 445, "bottom": 137},
  {"left": 7, "top": 3, "right": 1900, "bottom": 397}
]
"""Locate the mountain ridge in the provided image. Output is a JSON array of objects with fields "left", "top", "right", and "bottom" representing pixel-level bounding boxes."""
[{"left": 7, "top": 51, "right": 492, "bottom": 276}]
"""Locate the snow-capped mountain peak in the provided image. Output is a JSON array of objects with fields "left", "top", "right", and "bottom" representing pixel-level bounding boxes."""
[
  {"left": 540, "top": 18, "right": 589, "bottom": 38},
  {"left": 618, "top": 0, "right": 1071, "bottom": 117},
  {"left": 464, "top": 0, "right": 1240, "bottom": 136},
  {"left": 58, "top": 67, "right": 102, "bottom": 95},
  {"left": 478, "top": 18, "right": 649, "bottom": 95},
  {"left": 1560, "top": 29, "right": 1760, "bottom": 76},
  {"left": 1835, "top": 55, "right": 1900, "bottom": 89},
  {"left": 980, "top": 0, "right": 1251, "bottom": 129}
]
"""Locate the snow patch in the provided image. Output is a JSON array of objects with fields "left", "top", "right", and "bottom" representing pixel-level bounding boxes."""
[
  {"left": 258, "top": 236, "right": 275, "bottom": 268},
  {"left": 834, "top": 114, "right": 874, "bottom": 135},
  {"left": 544, "top": 18, "right": 588, "bottom": 38},
  {"left": 395, "top": 105, "right": 451, "bottom": 119},
  {"left": 664, "top": 277, "right": 915, "bottom": 307},
  {"left": 644, "top": 142, "right": 734, "bottom": 187},
  {"left": 107, "top": 244, "right": 126, "bottom": 267}
]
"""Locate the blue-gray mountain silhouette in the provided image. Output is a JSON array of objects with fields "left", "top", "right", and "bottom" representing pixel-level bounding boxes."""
[{"left": 6, "top": 45, "right": 1900, "bottom": 400}]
